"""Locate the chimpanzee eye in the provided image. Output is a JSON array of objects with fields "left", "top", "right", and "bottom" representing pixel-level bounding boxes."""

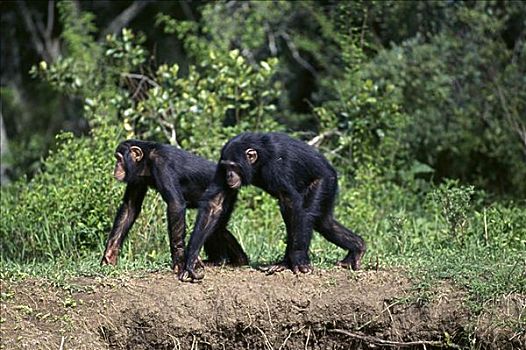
[{"left": 220, "top": 160, "right": 239, "bottom": 170}]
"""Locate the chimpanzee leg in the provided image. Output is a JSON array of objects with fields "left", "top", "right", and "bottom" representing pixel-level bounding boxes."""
[
  {"left": 101, "top": 184, "right": 147, "bottom": 265},
  {"left": 264, "top": 193, "right": 313, "bottom": 274},
  {"left": 180, "top": 189, "right": 238, "bottom": 281},
  {"left": 166, "top": 199, "right": 187, "bottom": 273},
  {"left": 203, "top": 227, "right": 249, "bottom": 266},
  {"left": 151, "top": 165, "right": 189, "bottom": 274},
  {"left": 315, "top": 217, "right": 366, "bottom": 270},
  {"left": 222, "top": 228, "right": 249, "bottom": 265},
  {"left": 260, "top": 198, "right": 294, "bottom": 274},
  {"left": 203, "top": 232, "right": 224, "bottom": 265},
  {"left": 312, "top": 178, "right": 366, "bottom": 270}
]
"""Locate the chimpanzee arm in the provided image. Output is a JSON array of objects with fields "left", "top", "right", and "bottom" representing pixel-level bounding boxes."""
[
  {"left": 179, "top": 185, "right": 238, "bottom": 281},
  {"left": 101, "top": 184, "right": 148, "bottom": 265}
]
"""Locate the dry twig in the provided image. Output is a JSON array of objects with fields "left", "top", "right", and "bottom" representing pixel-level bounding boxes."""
[{"left": 329, "top": 329, "right": 460, "bottom": 348}]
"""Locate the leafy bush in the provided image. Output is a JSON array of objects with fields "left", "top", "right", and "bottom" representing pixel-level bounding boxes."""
[
  {"left": 1, "top": 123, "right": 121, "bottom": 261},
  {"left": 364, "top": 2, "right": 526, "bottom": 196},
  {"left": 426, "top": 180, "right": 475, "bottom": 240},
  {"left": 122, "top": 49, "right": 281, "bottom": 159}
]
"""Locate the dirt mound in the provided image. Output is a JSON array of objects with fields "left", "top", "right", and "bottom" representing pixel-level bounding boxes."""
[{"left": 1, "top": 268, "right": 524, "bottom": 349}]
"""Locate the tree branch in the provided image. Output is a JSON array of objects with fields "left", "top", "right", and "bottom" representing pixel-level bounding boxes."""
[
  {"left": 16, "top": 0, "right": 50, "bottom": 62},
  {"left": 16, "top": 0, "right": 60, "bottom": 62},
  {"left": 265, "top": 22, "right": 278, "bottom": 56},
  {"left": 179, "top": 0, "right": 195, "bottom": 21},
  {"left": 307, "top": 130, "right": 341, "bottom": 147},
  {"left": 280, "top": 32, "right": 318, "bottom": 77},
  {"left": 100, "top": 1, "right": 154, "bottom": 38},
  {"left": 46, "top": 0, "right": 55, "bottom": 38},
  {"left": 121, "top": 73, "right": 160, "bottom": 88}
]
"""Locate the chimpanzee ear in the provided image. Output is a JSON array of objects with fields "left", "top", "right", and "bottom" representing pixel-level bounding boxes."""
[
  {"left": 245, "top": 148, "right": 258, "bottom": 164},
  {"left": 130, "top": 146, "right": 144, "bottom": 162}
]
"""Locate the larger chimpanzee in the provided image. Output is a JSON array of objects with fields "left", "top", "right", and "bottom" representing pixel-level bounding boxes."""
[
  {"left": 179, "top": 132, "right": 366, "bottom": 281},
  {"left": 101, "top": 140, "right": 248, "bottom": 272}
]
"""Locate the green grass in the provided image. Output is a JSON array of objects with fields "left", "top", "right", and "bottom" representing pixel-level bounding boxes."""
[{"left": 2, "top": 181, "right": 525, "bottom": 314}]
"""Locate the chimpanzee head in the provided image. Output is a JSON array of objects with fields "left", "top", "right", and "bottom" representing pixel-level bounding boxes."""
[
  {"left": 113, "top": 141, "right": 146, "bottom": 182},
  {"left": 219, "top": 135, "right": 260, "bottom": 189}
]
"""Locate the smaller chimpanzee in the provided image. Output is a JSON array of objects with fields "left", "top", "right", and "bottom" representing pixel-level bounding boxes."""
[
  {"left": 179, "top": 132, "right": 366, "bottom": 281},
  {"left": 101, "top": 140, "right": 249, "bottom": 272}
]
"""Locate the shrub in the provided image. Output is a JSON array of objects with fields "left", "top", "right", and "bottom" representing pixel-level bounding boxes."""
[{"left": 1, "top": 123, "right": 122, "bottom": 261}]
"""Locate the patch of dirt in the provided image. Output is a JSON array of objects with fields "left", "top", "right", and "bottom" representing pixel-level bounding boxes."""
[{"left": 1, "top": 268, "right": 524, "bottom": 349}]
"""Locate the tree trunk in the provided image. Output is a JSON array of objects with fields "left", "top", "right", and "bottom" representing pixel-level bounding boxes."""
[{"left": 0, "top": 111, "right": 10, "bottom": 185}]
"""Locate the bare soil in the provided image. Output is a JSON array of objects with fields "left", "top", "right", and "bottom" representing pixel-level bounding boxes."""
[{"left": 1, "top": 267, "right": 524, "bottom": 349}]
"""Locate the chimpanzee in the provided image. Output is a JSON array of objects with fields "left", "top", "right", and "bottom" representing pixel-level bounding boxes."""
[
  {"left": 179, "top": 132, "right": 366, "bottom": 281},
  {"left": 101, "top": 140, "right": 249, "bottom": 272}
]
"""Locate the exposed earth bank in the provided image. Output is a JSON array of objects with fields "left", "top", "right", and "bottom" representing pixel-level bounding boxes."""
[{"left": 1, "top": 268, "right": 524, "bottom": 349}]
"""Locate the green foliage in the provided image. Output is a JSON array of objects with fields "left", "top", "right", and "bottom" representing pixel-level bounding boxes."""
[
  {"left": 1, "top": 123, "right": 122, "bottom": 261},
  {"left": 2, "top": 5, "right": 283, "bottom": 263},
  {"left": 2, "top": 12, "right": 153, "bottom": 262},
  {"left": 104, "top": 28, "right": 147, "bottom": 70},
  {"left": 123, "top": 49, "right": 281, "bottom": 158},
  {"left": 31, "top": 4, "right": 147, "bottom": 103},
  {"left": 58, "top": 0, "right": 98, "bottom": 61},
  {"left": 427, "top": 180, "right": 475, "bottom": 240},
  {"left": 156, "top": 1, "right": 349, "bottom": 117},
  {"left": 314, "top": 76, "right": 406, "bottom": 175},
  {"left": 364, "top": 1, "right": 526, "bottom": 196},
  {"left": 29, "top": 1, "right": 101, "bottom": 96}
]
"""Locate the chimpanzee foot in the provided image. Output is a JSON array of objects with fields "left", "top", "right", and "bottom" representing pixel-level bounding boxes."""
[
  {"left": 172, "top": 261, "right": 184, "bottom": 275},
  {"left": 291, "top": 264, "right": 313, "bottom": 274},
  {"left": 171, "top": 248, "right": 189, "bottom": 274},
  {"left": 101, "top": 249, "right": 118, "bottom": 266},
  {"left": 173, "top": 259, "right": 206, "bottom": 274},
  {"left": 195, "top": 258, "right": 206, "bottom": 269},
  {"left": 259, "top": 261, "right": 288, "bottom": 275},
  {"left": 337, "top": 250, "right": 365, "bottom": 271},
  {"left": 178, "top": 268, "right": 204, "bottom": 282},
  {"left": 336, "top": 260, "right": 352, "bottom": 269},
  {"left": 260, "top": 262, "right": 312, "bottom": 275}
]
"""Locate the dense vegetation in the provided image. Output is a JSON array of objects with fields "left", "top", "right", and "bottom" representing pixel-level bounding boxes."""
[{"left": 1, "top": 0, "right": 525, "bottom": 313}]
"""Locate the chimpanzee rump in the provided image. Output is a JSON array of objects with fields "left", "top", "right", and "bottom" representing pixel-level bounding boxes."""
[
  {"left": 180, "top": 132, "right": 366, "bottom": 281},
  {"left": 101, "top": 140, "right": 249, "bottom": 272}
]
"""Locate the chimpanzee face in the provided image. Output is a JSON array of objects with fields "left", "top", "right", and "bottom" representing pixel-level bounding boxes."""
[
  {"left": 221, "top": 148, "right": 258, "bottom": 189},
  {"left": 113, "top": 145, "right": 143, "bottom": 182}
]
